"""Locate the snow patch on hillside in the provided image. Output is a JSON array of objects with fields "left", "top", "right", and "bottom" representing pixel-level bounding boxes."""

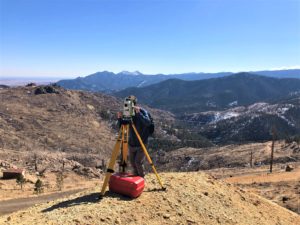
[
  {"left": 214, "top": 112, "right": 240, "bottom": 122},
  {"left": 184, "top": 101, "right": 297, "bottom": 126},
  {"left": 137, "top": 80, "right": 147, "bottom": 87}
]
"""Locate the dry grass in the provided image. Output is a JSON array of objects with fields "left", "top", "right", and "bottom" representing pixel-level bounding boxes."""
[{"left": 210, "top": 164, "right": 300, "bottom": 215}]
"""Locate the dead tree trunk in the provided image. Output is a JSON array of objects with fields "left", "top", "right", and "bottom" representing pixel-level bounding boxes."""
[
  {"left": 34, "top": 153, "right": 38, "bottom": 172},
  {"left": 250, "top": 150, "right": 253, "bottom": 168},
  {"left": 270, "top": 127, "right": 277, "bottom": 173}
]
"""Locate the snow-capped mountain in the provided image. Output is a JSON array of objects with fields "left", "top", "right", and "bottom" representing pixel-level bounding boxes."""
[
  {"left": 117, "top": 71, "right": 143, "bottom": 76},
  {"left": 56, "top": 69, "right": 299, "bottom": 93}
]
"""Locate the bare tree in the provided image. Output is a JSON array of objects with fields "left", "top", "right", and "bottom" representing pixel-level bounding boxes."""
[
  {"left": 270, "top": 127, "right": 277, "bottom": 173},
  {"left": 56, "top": 172, "right": 64, "bottom": 191},
  {"left": 38, "top": 168, "right": 47, "bottom": 177},
  {"left": 33, "top": 153, "right": 38, "bottom": 172},
  {"left": 56, "top": 160, "right": 66, "bottom": 191},
  {"left": 250, "top": 150, "right": 253, "bottom": 168}
]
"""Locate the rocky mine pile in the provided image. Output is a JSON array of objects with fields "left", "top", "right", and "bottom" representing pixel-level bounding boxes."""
[{"left": 0, "top": 172, "right": 299, "bottom": 225}]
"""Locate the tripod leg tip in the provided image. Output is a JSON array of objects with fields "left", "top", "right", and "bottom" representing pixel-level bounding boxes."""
[{"left": 98, "top": 195, "right": 104, "bottom": 200}]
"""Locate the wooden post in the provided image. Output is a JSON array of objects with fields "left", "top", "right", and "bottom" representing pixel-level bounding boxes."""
[
  {"left": 270, "top": 127, "right": 276, "bottom": 173},
  {"left": 250, "top": 150, "right": 253, "bottom": 168}
]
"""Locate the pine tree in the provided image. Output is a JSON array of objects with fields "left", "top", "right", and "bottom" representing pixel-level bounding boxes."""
[
  {"left": 16, "top": 174, "right": 26, "bottom": 190},
  {"left": 34, "top": 179, "right": 44, "bottom": 194}
]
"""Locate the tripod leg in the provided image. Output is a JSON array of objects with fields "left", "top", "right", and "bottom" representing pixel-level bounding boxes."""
[
  {"left": 131, "top": 123, "right": 165, "bottom": 190},
  {"left": 121, "top": 124, "right": 129, "bottom": 172},
  {"left": 124, "top": 124, "right": 129, "bottom": 165},
  {"left": 100, "top": 128, "right": 122, "bottom": 197}
]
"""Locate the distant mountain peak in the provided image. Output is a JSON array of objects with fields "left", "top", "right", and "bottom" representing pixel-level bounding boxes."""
[{"left": 118, "top": 71, "right": 143, "bottom": 76}]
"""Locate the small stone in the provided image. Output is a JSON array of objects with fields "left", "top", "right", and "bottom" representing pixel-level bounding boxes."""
[
  {"left": 282, "top": 196, "right": 289, "bottom": 202},
  {"left": 73, "top": 219, "right": 80, "bottom": 223},
  {"left": 7, "top": 216, "right": 11, "bottom": 221},
  {"left": 253, "top": 200, "right": 260, "bottom": 206},
  {"left": 115, "top": 218, "right": 121, "bottom": 224},
  {"left": 187, "top": 218, "right": 196, "bottom": 223},
  {"left": 163, "top": 213, "right": 170, "bottom": 219},
  {"left": 285, "top": 165, "right": 294, "bottom": 172}
]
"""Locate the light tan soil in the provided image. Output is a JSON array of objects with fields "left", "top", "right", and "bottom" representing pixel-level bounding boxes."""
[
  {"left": 211, "top": 164, "right": 300, "bottom": 215},
  {"left": 0, "top": 172, "right": 299, "bottom": 225}
]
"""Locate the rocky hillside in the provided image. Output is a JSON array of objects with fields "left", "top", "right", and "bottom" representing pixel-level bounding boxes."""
[
  {"left": 0, "top": 86, "right": 117, "bottom": 158},
  {"left": 180, "top": 97, "right": 300, "bottom": 143},
  {"left": 0, "top": 172, "right": 299, "bottom": 225},
  {"left": 0, "top": 85, "right": 177, "bottom": 166}
]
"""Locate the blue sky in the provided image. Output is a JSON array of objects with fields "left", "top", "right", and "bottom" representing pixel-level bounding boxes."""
[{"left": 0, "top": 0, "right": 300, "bottom": 78}]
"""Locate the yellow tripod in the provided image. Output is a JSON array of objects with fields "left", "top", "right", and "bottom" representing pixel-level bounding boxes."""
[{"left": 100, "top": 119, "right": 165, "bottom": 197}]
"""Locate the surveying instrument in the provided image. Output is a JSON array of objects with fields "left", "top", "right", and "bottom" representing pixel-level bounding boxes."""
[{"left": 100, "top": 96, "right": 166, "bottom": 197}]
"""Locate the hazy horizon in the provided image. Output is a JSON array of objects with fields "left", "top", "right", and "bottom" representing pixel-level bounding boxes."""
[{"left": 1, "top": 67, "right": 300, "bottom": 80}]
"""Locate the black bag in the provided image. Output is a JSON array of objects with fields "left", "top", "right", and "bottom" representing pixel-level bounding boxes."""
[{"left": 148, "top": 113, "right": 155, "bottom": 135}]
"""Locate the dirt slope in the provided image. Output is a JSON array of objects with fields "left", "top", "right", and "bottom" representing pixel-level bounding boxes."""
[
  {"left": 0, "top": 172, "right": 299, "bottom": 225},
  {"left": 155, "top": 141, "right": 300, "bottom": 171}
]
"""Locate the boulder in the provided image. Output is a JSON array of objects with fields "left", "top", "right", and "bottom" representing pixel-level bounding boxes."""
[{"left": 285, "top": 164, "right": 294, "bottom": 172}]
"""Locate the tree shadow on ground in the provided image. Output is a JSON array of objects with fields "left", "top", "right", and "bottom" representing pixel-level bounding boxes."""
[{"left": 41, "top": 191, "right": 133, "bottom": 213}]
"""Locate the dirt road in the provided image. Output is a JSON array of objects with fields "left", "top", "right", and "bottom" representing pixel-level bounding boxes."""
[{"left": 0, "top": 189, "right": 85, "bottom": 216}]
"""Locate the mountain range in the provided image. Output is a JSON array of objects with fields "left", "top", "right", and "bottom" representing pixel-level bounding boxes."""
[
  {"left": 56, "top": 69, "right": 300, "bottom": 93},
  {"left": 56, "top": 71, "right": 231, "bottom": 92},
  {"left": 3, "top": 71, "right": 300, "bottom": 145},
  {"left": 115, "top": 73, "right": 300, "bottom": 114}
]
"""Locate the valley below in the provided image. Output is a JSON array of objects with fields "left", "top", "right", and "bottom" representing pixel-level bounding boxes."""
[{"left": 0, "top": 84, "right": 299, "bottom": 224}]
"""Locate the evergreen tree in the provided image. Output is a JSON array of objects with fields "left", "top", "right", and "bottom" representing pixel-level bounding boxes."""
[
  {"left": 34, "top": 179, "right": 44, "bottom": 194},
  {"left": 16, "top": 174, "right": 26, "bottom": 190}
]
